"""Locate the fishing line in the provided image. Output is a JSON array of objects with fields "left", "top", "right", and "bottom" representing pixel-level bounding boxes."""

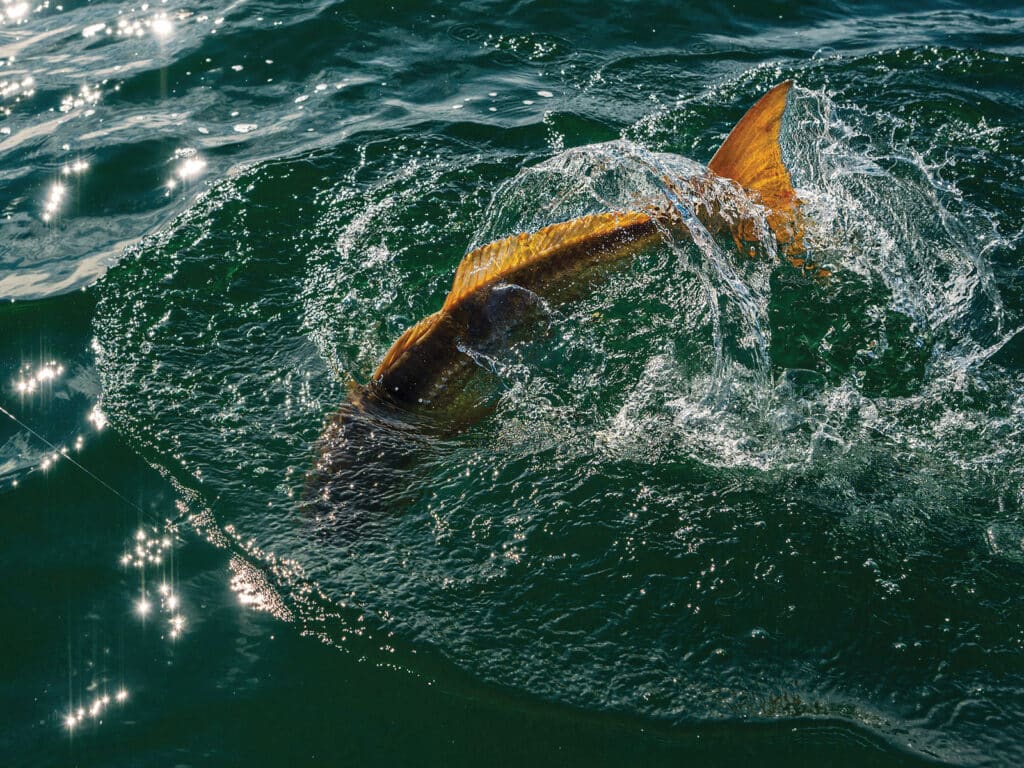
[{"left": 0, "top": 400, "right": 154, "bottom": 519}]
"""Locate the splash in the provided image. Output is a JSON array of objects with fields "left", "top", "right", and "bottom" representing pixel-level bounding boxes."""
[{"left": 92, "top": 66, "right": 1024, "bottom": 765}]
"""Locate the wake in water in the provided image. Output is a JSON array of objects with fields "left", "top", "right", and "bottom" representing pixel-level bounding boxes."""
[{"left": 92, "top": 67, "right": 1024, "bottom": 765}]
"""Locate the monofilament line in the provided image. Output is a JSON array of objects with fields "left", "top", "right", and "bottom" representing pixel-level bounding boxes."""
[{"left": 0, "top": 401, "right": 151, "bottom": 518}]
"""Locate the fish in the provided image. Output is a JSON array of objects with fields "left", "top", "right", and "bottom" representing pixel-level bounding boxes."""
[{"left": 306, "top": 81, "right": 811, "bottom": 522}]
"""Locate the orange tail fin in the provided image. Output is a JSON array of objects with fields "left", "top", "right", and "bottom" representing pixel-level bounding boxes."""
[{"left": 708, "top": 80, "right": 802, "bottom": 253}]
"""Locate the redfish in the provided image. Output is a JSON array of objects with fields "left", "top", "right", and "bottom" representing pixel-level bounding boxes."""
[{"left": 308, "top": 81, "right": 810, "bottom": 520}]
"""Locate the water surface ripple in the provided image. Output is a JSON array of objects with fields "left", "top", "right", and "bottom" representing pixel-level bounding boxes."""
[{"left": 2, "top": 1, "right": 1024, "bottom": 766}]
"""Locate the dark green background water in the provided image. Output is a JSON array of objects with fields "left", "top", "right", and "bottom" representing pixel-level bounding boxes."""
[{"left": 2, "top": 1, "right": 1023, "bottom": 765}]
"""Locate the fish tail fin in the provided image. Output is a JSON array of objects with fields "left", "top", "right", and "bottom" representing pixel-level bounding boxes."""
[{"left": 709, "top": 80, "right": 804, "bottom": 255}]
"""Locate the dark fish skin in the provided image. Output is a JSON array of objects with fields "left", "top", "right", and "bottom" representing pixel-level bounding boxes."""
[
  {"left": 304, "top": 219, "right": 665, "bottom": 531},
  {"left": 304, "top": 285, "right": 550, "bottom": 527},
  {"left": 303, "top": 393, "right": 432, "bottom": 534}
]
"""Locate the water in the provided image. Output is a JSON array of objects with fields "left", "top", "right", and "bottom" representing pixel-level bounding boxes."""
[{"left": 2, "top": 1, "right": 1023, "bottom": 765}]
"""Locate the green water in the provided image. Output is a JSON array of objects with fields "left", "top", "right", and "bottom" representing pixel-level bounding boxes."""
[{"left": 2, "top": 2, "right": 1023, "bottom": 765}]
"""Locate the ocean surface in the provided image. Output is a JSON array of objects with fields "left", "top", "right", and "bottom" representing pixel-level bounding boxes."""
[{"left": 2, "top": 1, "right": 1023, "bottom": 765}]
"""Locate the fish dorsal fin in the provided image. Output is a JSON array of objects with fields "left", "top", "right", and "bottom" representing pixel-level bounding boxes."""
[
  {"left": 708, "top": 80, "right": 800, "bottom": 247},
  {"left": 375, "top": 210, "right": 654, "bottom": 380},
  {"left": 442, "top": 211, "right": 652, "bottom": 311},
  {"left": 372, "top": 310, "right": 445, "bottom": 379}
]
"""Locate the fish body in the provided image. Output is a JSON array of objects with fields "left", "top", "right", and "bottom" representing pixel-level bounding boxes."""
[{"left": 308, "top": 81, "right": 805, "bottom": 517}]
